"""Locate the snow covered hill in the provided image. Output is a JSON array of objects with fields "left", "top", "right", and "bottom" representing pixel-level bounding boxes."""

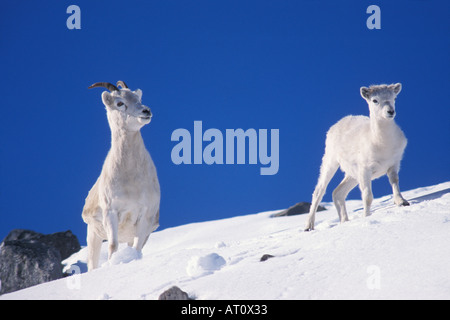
[{"left": 2, "top": 182, "right": 450, "bottom": 300}]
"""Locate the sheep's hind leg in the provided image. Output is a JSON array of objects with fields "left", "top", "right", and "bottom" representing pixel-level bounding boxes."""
[
  {"left": 132, "top": 212, "right": 156, "bottom": 253},
  {"left": 131, "top": 231, "right": 148, "bottom": 261},
  {"left": 387, "top": 167, "right": 410, "bottom": 206},
  {"left": 133, "top": 219, "right": 149, "bottom": 252},
  {"left": 305, "top": 157, "right": 339, "bottom": 231},
  {"left": 87, "top": 224, "right": 102, "bottom": 271},
  {"left": 133, "top": 234, "right": 150, "bottom": 253},
  {"left": 332, "top": 175, "right": 358, "bottom": 223}
]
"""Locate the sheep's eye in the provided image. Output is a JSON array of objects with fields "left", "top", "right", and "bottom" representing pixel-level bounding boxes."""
[
  {"left": 117, "top": 102, "right": 124, "bottom": 107},
  {"left": 372, "top": 99, "right": 378, "bottom": 104}
]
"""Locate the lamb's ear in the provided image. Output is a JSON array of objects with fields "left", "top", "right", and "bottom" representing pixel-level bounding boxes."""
[
  {"left": 134, "top": 89, "right": 143, "bottom": 100},
  {"left": 391, "top": 83, "right": 402, "bottom": 95},
  {"left": 101, "top": 91, "right": 114, "bottom": 107},
  {"left": 360, "top": 86, "right": 371, "bottom": 100}
]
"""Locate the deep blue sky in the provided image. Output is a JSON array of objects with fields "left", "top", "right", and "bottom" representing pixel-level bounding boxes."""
[{"left": 1, "top": 1, "right": 449, "bottom": 245}]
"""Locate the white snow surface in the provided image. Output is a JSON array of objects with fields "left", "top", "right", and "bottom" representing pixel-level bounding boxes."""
[{"left": 2, "top": 182, "right": 450, "bottom": 300}]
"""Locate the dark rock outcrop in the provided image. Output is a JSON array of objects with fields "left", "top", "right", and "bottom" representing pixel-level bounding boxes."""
[
  {"left": 2, "top": 229, "right": 81, "bottom": 261},
  {"left": 0, "top": 229, "right": 81, "bottom": 295},
  {"left": 271, "top": 202, "right": 326, "bottom": 217},
  {"left": 0, "top": 240, "right": 62, "bottom": 294}
]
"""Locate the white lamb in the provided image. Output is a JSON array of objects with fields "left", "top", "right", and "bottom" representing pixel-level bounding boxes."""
[
  {"left": 82, "top": 81, "right": 160, "bottom": 270},
  {"left": 305, "top": 83, "right": 409, "bottom": 231}
]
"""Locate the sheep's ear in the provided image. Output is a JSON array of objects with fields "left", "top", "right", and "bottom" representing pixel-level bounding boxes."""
[
  {"left": 360, "top": 86, "right": 371, "bottom": 100},
  {"left": 391, "top": 83, "right": 402, "bottom": 95},
  {"left": 101, "top": 91, "right": 114, "bottom": 107},
  {"left": 134, "top": 89, "right": 143, "bottom": 100}
]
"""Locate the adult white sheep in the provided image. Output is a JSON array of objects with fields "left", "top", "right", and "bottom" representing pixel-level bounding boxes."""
[
  {"left": 82, "top": 81, "right": 160, "bottom": 270},
  {"left": 305, "top": 83, "right": 409, "bottom": 231}
]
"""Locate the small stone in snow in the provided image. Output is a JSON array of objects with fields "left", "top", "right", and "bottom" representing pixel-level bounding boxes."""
[
  {"left": 158, "top": 286, "right": 193, "bottom": 300},
  {"left": 260, "top": 254, "right": 275, "bottom": 262}
]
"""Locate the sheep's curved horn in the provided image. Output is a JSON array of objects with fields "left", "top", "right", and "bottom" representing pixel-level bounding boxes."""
[
  {"left": 116, "top": 81, "right": 128, "bottom": 89},
  {"left": 88, "top": 82, "right": 120, "bottom": 92}
]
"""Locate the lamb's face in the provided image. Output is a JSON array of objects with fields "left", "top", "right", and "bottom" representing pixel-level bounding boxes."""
[
  {"left": 360, "top": 83, "right": 402, "bottom": 121},
  {"left": 102, "top": 89, "right": 152, "bottom": 131}
]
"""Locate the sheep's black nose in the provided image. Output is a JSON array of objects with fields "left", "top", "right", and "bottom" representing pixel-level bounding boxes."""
[
  {"left": 142, "top": 109, "right": 151, "bottom": 116},
  {"left": 387, "top": 110, "right": 395, "bottom": 115}
]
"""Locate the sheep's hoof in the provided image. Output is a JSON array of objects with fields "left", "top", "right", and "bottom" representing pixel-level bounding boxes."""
[
  {"left": 304, "top": 227, "right": 314, "bottom": 232},
  {"left": 401, "top": 200, "right": 410, "bottom": 206}
]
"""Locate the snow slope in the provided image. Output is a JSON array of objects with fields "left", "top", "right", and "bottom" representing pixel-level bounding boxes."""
[{"left": 2, "top": 182, "right": 450, "bottom": 300}]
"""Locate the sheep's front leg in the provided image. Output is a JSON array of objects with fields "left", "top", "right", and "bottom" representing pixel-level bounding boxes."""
[
  {"left": 103, "top": 209, "right": 119, "bottom": 259},
  {"left": 359, "top": 169, "right": 373, "bottom": 217},
  {"left": 387, "top": 167, "right": 410, "bottom": 206}
]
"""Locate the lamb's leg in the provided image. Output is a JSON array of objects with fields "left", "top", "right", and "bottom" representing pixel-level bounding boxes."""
[
  {"left": 87, "top": 224, "right": 102, "bottom": 271},
  {"left": 104, "top": 209, "right": 119, "bottom": 259},
  {"left": 387, "top": 167, "right": 410, "bottom": 206},
  {"left": 332, "top": 175, "right": 358, "bottom": 223},
  {"left": 359, "top": 169, "right": 373, "bottom": 217},
  {"left": 305, "top": 156, "right": 339, "bottom": 231}
]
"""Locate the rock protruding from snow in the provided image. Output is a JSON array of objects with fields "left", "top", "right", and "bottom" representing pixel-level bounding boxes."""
[
  {"left": 1, "top": 229, "right": 81, "bottom": 261},
  {"left": 0, "top": 240, "right": 62, "bottom": 295},
  {"left": 271, "top": 202, "right": 326, "bottom": 217},
  {"left": 158, "top": 286, "right": 193, "bottom": 300},
  {"left": 0, "top": 229, "right": 81, "bottom": 295},
  {"left": 260, "top": 254, "right": 275, "bottom": 262}
]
